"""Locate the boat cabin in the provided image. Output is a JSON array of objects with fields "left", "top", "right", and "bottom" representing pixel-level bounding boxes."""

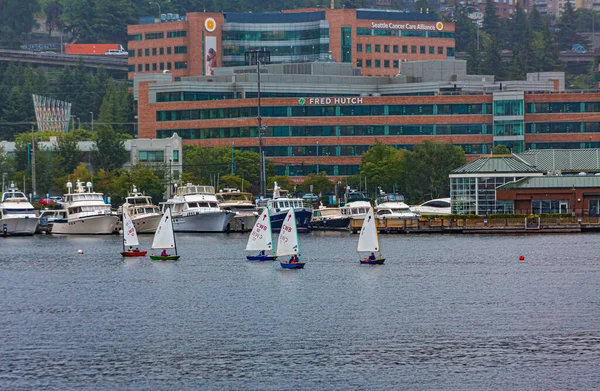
[{"left": 176, "top": 184, "right": 215, "bottom": 196}]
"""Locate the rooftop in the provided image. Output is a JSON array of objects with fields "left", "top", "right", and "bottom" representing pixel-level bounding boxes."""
[
  {"left": 518, "top": 149, "right": 600, "bottom": 173},
  {"left": 497, "top": 175, "right": 600, "bottom": 190},
  {"left": 451, "top": 156, "right": 541, "bottom": 174}
]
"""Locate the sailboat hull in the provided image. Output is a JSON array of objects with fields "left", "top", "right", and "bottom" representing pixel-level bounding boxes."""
[
  {"left": 172, "top": 211, "right": 235, "bottom": 232},
  {"left": 360, "top": 258, "right": 385, "bottom": 265},
  {"left": 149, "top": 255, "right": 180, "bottom": 261},
  {"left": 121, "top": 251, "right": 147, "bottom": 257},
  {"left": 246, "top": 255, "right": 277, "bottom": 261},
  {"left": 280, "top": 262, "right": 305, "bottom": 269}
]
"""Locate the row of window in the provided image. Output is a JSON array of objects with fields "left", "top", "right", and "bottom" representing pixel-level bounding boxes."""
[
  {"left": 129, "top": 31, "right": 188, "bottom": 41},
  {"left": 156, "top": 103, "right": 493, "bottom": 121},
  {"left": 222, "top": 28, "right": 330, "bottom": 42},
  {"left": 156, "top": 124, "right": 492, "bottom": 140},
  {"left": 223, "top": 43, "right": 329, "bottom": 56},
  {"left": 275, "top": 165, "right": 359, "bottom": 177},
  {"left": 356, "top": 28, "right": 454, "bottom": 39},
  {"left": 129, "top": 61, "right": 187, "bottom": 72},
  {"left": 357, "top": 43, "right": 447, "bottom": 55},
  {"left": 138, "top": 150, "right": 179, "bottom": 162},
  {"left": 526, "top": 122, "right": 600, "bottom": 134},
  {"left": 526, "top": 102, "right": 600, "bottom": 113},
  {"left": 129, "top": 46, "right": 187, "bottom": 58}
]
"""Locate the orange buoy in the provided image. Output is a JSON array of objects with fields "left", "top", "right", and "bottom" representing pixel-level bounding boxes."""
[{"left": 519, "top": 255, "right": 525, "bottom": 261}]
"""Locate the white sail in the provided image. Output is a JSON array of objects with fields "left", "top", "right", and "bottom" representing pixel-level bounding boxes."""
[
  {"left": 276, "top": 208, "right": 299, "bottom": 257},
  {"left": 151, "top": 208, "right": 176, "bottom": 250},
  {"left": 123, "top": 210, "right": 139, "bottom": 247},
  {"left": 246, "top": 208, "right": 273, "bottom": 251},
  {"left": 357, "top": 207, "right": 381, "bottom": 253}
]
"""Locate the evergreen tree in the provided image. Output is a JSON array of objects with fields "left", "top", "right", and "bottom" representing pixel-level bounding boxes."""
[
  {"left": 0, "top": 0, "right": 41, "bottom": 48},
  {"left": 98, "top": 79, "right": 134, "bottom": 135},
  {"left": 55, "top": 133, "right": 84, "bottom": 173},
  {"left": 455, "top": 5, "right": 477, "bottom": 52},
  {"left": 482, "top": 38, "right": 505, "bottom": 80},
  {"left": 91, "top": 125, "right": 128, "bottom": 172},
  {"left": 556, "top": 1, "right": 588, "bottom": 50},
  {"left": 483, "top": 0, "right": 500, "bottom": 42},
  {"left": 528, "top": 6, "right": 544, "bottom": 33}
]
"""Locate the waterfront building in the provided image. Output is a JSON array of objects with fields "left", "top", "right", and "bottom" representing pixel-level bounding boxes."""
[
  {"left": 496, "top": 176, "right": 600, "bottom": 215},
  {"left": 450, "top": 156, "right": 544, "bottom": 215},
  {"left": 132, "top": 58, "right": 600, "bottom": 180},
  {"left": 451, "top": 149, "right": 600, "bottom": 215},
  {"left": 127, "top": 8, "right": 455, "bottom": 79}
]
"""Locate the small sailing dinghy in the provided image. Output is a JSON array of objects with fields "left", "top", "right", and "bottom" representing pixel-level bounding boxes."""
[
  {"left": 149, "top": 208, "right": 180, "bottom": 261},
  {"left": 278, "top": 208, "right": 305, "bottom": 269},
  {"left": 358, "top": 207, "right": 385, "bottom": 265},
  {"left": 246, "top": 208, "right": 277, "bottom": 261},
  {"left": 120, "top": 210, "right": 147, "bottom": 257}
]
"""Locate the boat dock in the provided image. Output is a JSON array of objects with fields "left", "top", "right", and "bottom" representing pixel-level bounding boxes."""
[{"left": 349, "top": 216, "right": 600, "bottom": 234}]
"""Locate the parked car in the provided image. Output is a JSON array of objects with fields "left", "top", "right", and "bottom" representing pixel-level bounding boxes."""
[
  {"left": 37, "top": 198, "right": 55, "bottom": 206},
  {"left": 302, "top": 193, "right": 320, "bottom": 202},
  {"left": 49, "top": 196, "right": 63, "bottom": 203}
]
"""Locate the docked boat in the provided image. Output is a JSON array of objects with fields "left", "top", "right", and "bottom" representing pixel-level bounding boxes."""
[
  {"left": 163, "top": 183, "right": 235, "bottom": 232},
  {"left": 217, "top": 188, "right": 258, "bottom": 232},
  {"left": 277, "top": 208, "right": 305, "bottom": 269},
  {"left": 340, "top": 200, "right": 372, "bottom": 222},
  {"left": 51, "top": 180, "right": 119, "bottom": 235},
  {"left": 149, "top": 208, "right": 180, "bottom": 261},
  {"left": 410, "top": 198, "right": 452, "bottom": 215},
  {"left": 0, "top": 183, "right": 38, "bottom": 236},
  {"left": 245, "top": 208, "right": 277, "bottom": 261},
  {"left": 120, "top": 210, "right": 147, "bottom": 257},
  {"left": 375, "top": 193, "right": 418, "bottom": 219},
  {"left": 310, "top": 204, "right": 350, "bottom": 230},
  {"left": 257, "top": 182, "right": 312, "bottom": 232},
  {"left": 358, "top": 207, "right": 385, "bottom": 265},
  {"left": 120, "top": 186, "right": 162, "bottom": 233}
]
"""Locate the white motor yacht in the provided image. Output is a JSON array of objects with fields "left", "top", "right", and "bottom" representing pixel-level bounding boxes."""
[
  {"left": 217, "top": 188, "right": 258, "bottom": 232},
  {"left": 51, "top": 180, "right": 119, "bottom": 235},
  {"left": 410, "top": 198, "right": 452, "bottom": 215},
  {"left": 163, "top": 183, "right": 235, "bottom": 232},
  {"left": 375, "top": 193, "right": 418, "bottom": 219},
  {"left": 120, "top": 186, "right": 162, "bottom": 233},
  {"left": 310, "top": 204, "right": 350, "bottom": 230},
  {"left": 0, "top": 183, "right": 38, "bottom": 235}
]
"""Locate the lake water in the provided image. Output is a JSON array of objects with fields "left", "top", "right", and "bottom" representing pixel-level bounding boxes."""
[{"left": 1, "top": 232, "right": 599, "bottom": 390}]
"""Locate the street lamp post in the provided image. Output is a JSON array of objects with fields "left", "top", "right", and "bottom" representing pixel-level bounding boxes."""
[
  {"left": 168, "top": 157, "right": 172, "bottom": 199},
  {"left": 256, "top": 55, "right": 266, "bottom": 199},
  {"left": 150, "top": 1, "right": 161, "bottom": 17},
  {"left": 31, "top": 123, "right": 36, "bottom": 198},
  {"left": 90, "top": 112, "right": 94, "bottom": 132},
  {"left": 2, "top": 173, "right": 7, "bottom": 193}
]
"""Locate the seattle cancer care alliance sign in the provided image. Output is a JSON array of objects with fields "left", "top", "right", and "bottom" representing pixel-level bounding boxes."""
[{"left": 371, "top": 21, "right": 444, "bottom": 31}]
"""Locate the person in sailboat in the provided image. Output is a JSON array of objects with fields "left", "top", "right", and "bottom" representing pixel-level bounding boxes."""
[
  {"left": 290, "top": 254, "right": 299, "bottom": 263},
  {"left": 129, "top": 246, "right": 133, "bottom": 252},
  {"left": 368, "top": 252, "right": 376, "bottom": 261},
  {"left": 161, "top": 249, "right": 168, "bottom": 257},
  {"left": 134, "top": 247, "right": 140, "bottom": 252},
  {"left": 259, "top": 250, "right": 266, "bottom": 256}
]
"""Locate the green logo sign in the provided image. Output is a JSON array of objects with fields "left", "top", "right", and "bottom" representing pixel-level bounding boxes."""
[{"left": 298, "top": 98, "right": 306, "bottom": 105}]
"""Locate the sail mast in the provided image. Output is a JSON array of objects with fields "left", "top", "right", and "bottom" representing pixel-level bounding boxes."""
[{"left": 171, "top": 209, "right": 178, "bottom": 256}]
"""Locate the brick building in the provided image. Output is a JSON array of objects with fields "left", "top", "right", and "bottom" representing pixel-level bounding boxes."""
[
  {"left": 131, "top": 60, "right": 600, "bottom": 180},
  {"left": 127, "top": 8, "right": 455, "bottom": 79}
]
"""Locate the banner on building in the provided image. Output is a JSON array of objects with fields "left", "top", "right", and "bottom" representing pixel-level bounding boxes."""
[
  {"left": 205, "top": 36, "right": 217, "bottom": 76},
  {"left": 32, "top": 94, "right": 72, "bottom": 132}
]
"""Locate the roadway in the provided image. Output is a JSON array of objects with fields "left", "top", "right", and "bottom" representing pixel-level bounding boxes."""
[{"left": 0, "top": 49, "right": 128, "bottom": 78}]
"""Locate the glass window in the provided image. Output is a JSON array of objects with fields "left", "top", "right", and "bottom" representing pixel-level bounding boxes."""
[
  {"left": 494, "top": 120, "right": 524, "bottom": 136},
  {"left": 402, "top": 45, "right": 408, "bottom": 53},
  {"left": 357, "top": 44, "right": 362, "bottom": 52},
  {"left": 160, "top": 47, "right": 164, "bottom": 55},
  {"left": 375, "top": 59, "right": 381, "bottom": 68},
  {"left": 366, "top": 59, "right": 372, "bottom": 68},
  {"left": 447, "top": 47, "right": 455, "bottom": 57},
  {"left": 411, "top": 45, "right": 417, "bottom": 53},
  {"left": 174, "top": 46, "right": 187, "bottom": 54},
  {"left": 137, "top": 49, "right": 142, "bottom": 57},
  {"left": 429, "top": 46, "right": 434, "bottom": 54},
  {"left": 145, "top": 32, "right": 164, "bottom": 40},
  {"left": 152, "top": 63, "right": 157, "bottom": 70},
  {"left": 145, "top": 64, "right": 149, "bottom": 71},
  {"left": 173, "top": 150, "right": 179, "bottom": 162},
  {"left": 357, "top": 28, "right": 371, "bottom": 36},
  {"left": 366, "top": 44, "right": 372, "bottom": 53},
  {"left": 420, "top": 46, "right": 426, "bottom": 54},
  {"left": 384, "top": 45, "right": 389, "bottom": 53},
  {"left": 167, "top": 47, "right": 172, "bottom": 55},
  {"left": 384, "top": 60, "right": 390, "bottom": 68},
  {"left": 137, "top": 64, "right": 142, "bottom": 72},
  {"left": 145, "top": 48, "right": 149, "bottom": 56},
  {"left": 375, "top": 44, "right": 381, "bottom": 52},
  {"left": 438, "top": 46, "right": 443, "bottom": 55},
  {"left": 393, "top": 60, "right": 399, "bottom": 68},
  {"left": 356, "top": 59, "right": 362, "bottom": 67},
  {"left": 494, "top": 100, "right": 523, "bottom": 116},
  {"left": 152, "top": 48, "right": 157, "bottom": 56},
  {"left": 393, "top": 45, "right": 399, "bottom": 53},
  {"left": 160, "top": 62, "right": 164, "bottom": 70}
]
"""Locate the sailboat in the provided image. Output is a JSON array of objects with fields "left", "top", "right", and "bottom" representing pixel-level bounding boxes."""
[
  {"left": 358, "top": 207, "right": 385, "bottom": 265},
  {"left": 149, "top": 208, "right": 180, "bottom": 261},
  {"left": 245, "top": 208, "right": 277, "bottom": 261},
  {"left": 277, "top": 208, "right": 305, "bottom": 269},
  {"left": 120, "top": 210, "right": 147, "bottom": 257}
]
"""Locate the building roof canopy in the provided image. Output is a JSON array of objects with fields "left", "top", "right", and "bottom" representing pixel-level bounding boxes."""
[
  {"left": 497, "top": 175, "right": 600, "bottom": 190},
  {"left": 451, "top": 156, "right": 541, "bottom": 175},
  {"left": 518, "top": 149, "right": 600, "bottom": 173}
]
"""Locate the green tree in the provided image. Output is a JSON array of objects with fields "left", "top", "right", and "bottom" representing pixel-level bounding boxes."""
[
  {"left": 42, "top": 0, "right": 64, "bottom": 37},
  {"left": 0, "top": 0, "right": 40, "bottom": 48},
  {"left": 55, "top": 133, "right": 84, "bottom": 173},
  {"left": 492, "top": 144, "right": 511, "bottom": 155},
  {"left": 301, "top": 172, "right": 333, "bottom": 196},
  {"left": 219, "top": 174, "right": 253, "bottom": 192},
  {"left": 403, "top": 141, "right": 466, "bottom": 204},
  {"left": 91, "top": 125, "right": 128, "bottom": 171},
  {"left": 267, "top": 175, "right": 294, "bottom": 192},
  {"left": 359, "top": 140, "right": 405, "bottom": 195},
  {"left": 482, "top": 37, "right": 505, "bottom": 80},
  {"left": 556, "top": 1, "right": 588, "bottom": 51},
  {"left": 482, "top": 0, "right": 500, "bottom": 42},
  {"left": 98, "top": 78, "right": 134, "bottom": 135},
  {"left": 455, "top": 5, "right": 477, "bottom": 52}
]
